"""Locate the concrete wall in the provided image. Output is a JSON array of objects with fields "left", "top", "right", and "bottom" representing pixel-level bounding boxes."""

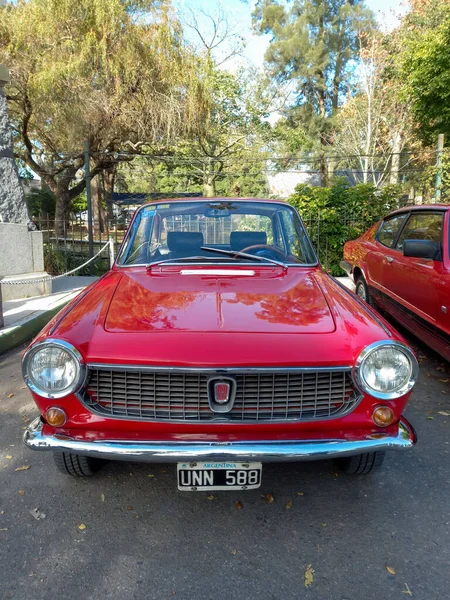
[
  {"left": 267, "top": 171, "right": 322, "bottom": 198},
  {"left": 0, "top": 222, "right": 49, "bottom": 300},
  {"left": 0, "top": 222, "right": 44, "bottom": 276}
]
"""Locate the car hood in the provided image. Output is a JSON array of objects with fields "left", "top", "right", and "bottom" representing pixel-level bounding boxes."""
[
  {"left": 104, "top": 267, "right": 336, "bottom": 334},
  {"left": 43, "top": 267, "right": 403, "bottom": 367}
]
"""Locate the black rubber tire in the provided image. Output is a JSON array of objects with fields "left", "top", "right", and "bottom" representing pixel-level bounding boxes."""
[
  {"left": 355, "top": 276, "right": 374, "bottom": 307},
  {"left": 53, "top": 451, "right": 104, "bottom": 477},
  {"left": 335, "top": 451, "right": 386, "bottom": 475}
]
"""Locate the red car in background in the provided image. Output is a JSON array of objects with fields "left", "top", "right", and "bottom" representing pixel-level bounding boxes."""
[
  {"left": 342, "top": 205, "right": 450, "bottom": 362},
  {"left": 22, "top": 198, "right": 418, "bottom": 489}
]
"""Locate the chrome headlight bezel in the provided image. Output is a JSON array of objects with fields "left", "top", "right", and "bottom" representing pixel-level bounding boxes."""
[
  {"left": 22, "top": 338, "right": 86, "bottom": 399},
  {"left": 354, "top": 340, "right": 418, "bottom": 400}
]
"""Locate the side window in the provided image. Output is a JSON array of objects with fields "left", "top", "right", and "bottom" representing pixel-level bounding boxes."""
[
  {"left": 395, "top": 213, "right": 444, "bottom": 251},
  {"left": 377, "top": 214, "right": 408, "bottom": 248}
]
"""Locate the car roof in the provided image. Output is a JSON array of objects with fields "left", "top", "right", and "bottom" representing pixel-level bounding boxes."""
[
  {"left": 389, "top": 203, "right": 450, "bottom": 216},
  {"left": 140, "top": 197, "right": 288, "bottom": 207}
]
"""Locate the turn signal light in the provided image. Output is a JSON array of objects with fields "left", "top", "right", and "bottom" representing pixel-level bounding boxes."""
[
  {"left": 372, "top": 406, "right": 394, "bottom": 427},
  {"left": 45, "top": 407, "right": 67, "bottom": 427}
]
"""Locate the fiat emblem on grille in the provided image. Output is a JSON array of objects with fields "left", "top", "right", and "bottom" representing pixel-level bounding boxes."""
[
  {"left": 214, "top": 382, "right": 230, "bottom": 404},
  {"left": 208, "top": 376, "right": 236, "bottom": 413}
]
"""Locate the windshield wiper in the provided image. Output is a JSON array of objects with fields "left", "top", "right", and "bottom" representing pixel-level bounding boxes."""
[
  {"left": 146, "top": 255, "right": 239, "bottom": 269},
  {"left": 201, "top": 246, "right": 287, "bottom": 270}
]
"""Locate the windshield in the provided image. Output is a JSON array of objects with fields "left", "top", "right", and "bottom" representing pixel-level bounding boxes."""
[{"left": 116, "top": 200, "right": 317, "bottom": 267}]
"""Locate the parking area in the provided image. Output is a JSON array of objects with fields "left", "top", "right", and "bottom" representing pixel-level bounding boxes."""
[{"left": 0, "top": 334, "right": 449, "bottom": 600}]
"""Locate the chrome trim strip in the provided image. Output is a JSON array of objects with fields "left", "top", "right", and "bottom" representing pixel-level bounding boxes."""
[
  {"left": 84, "top": 364, "right": 353, "bottom": 373},
  {"left": 180, "top": 269, "right": 256, "bottom": 276},
  {"left": 23, "top": 417, "right": 417, "bottom": 462}
]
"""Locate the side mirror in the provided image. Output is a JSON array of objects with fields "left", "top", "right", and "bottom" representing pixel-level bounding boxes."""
[{"left": 403, "top": 239, "right": 440, "bottom": 260}]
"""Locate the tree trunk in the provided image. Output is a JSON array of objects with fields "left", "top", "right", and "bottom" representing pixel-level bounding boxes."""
[
  {"left": 389, "top": 131, "right": 401, "bottom": 185},
  {"left": 204, "top": 178, "right": 216, "bottom": 197},
  {"left": 103, "top": 167, "right": 116, "bottom": 219},
  {"left": 203, "top": 159, "right": 216, "bottom": 197},
  {"left": 91, "top": 174, "right": 107, "bottom": 234},
  {"left": 54, "top": 187, "right": 70, "bottom": 237}
]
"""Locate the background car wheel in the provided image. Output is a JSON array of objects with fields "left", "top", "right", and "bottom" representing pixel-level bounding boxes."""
[
  {"left": 335, "top": 451, "right": 386, "bottom": 475},
  {"left": 355, "top": 276, "right": 374, "bottom": 307},
  {"left": 53, "top": 451, "right": 104, "bottom": 477}
]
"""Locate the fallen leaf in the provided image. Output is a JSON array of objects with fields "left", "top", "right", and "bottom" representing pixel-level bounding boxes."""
[
  {"left": 235, "top": 501, "right": 243, "bottom": 510},
  {"left": 0, "top": 528, "right": 8, "bottom": 531},
  {"left": 15, "top": 465, "right": 30, "bottom": 472},
  {"left": 438, "top": 411, "right": 450, "bottom": 416},
  {"left": 126, "top": 506, "right": 133, "bottom": 511},
  {"left": 207, "top": 495, "right": 215, "bottom": 501},
  {"left": 20, "top": 385, "right": 27, "bottom": 389},
  {"left": 304, "top": 565, "right": 314, "bottom": 587},
  {"left": 439, "top": 379, "right": 449, "bottom": 383},
  {"left": 7, "top": 394, "right": 14, "bottom": 398},
  {"left": 402, "top": 583, "right": 413, "bottom": 596},
  {"left": 427, "top": 416, "right": 434, "bottom": 420},
  {"left": 30, "top": 508, "right": 46, "bottom": 521},
  {"left": 321, "top": 523, "right": 327, "bottom": 527},
  {"left": 6, "top": 456, "right": 12, "bottom": 460},
  {"left": 231, "top": 549, "right": 237, "bottom": 555},
  {"left": 78, "top": 524, "right": 86, "bottom": 530},
  {"left": 100, "top": 493, "right": 105, "bottom": 502},
  {"left": 147, "top": 474, "right": 155, "bottom": 478},
  {"left": 297, "top": 492, "right": 304, "bottom": 496},
  {"left": 286, "top": 499, "right": 293, "bottom": 510},
  {"left": 18, "top": 490, "right": 25, "bottom": 496},
  {"left": 386, "top": 565, "right": 396, "bottom": 575},
  {"left": 264, "top": 493, "right": 274, "bottom": 504}
]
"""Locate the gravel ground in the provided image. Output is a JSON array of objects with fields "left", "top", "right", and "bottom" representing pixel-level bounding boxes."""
[{"left": 0, "top": 334, "right": 449, "bottom": 600}]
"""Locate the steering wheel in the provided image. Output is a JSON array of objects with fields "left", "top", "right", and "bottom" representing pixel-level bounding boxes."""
[{"left": 240, "top": 244, "right": 287, "bottom": 261}]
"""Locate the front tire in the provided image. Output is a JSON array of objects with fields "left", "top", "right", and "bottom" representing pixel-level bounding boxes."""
[
  {"left": 355, "top": 276, "right": 374, "bottom": 307},
  {"left": 335, "top": 451, "right": 386, "bottom": 475},
  {"left": 53, "top": 451, "right": 104, "bottom": 477}
]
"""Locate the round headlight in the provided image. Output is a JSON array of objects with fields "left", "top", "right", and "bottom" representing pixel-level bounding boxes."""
[
  {"left": 355, "top": 341, "right": 418, "bottom": 400},
  {"left": 22, "top": 339, "right": 85, "bottom": 399}
]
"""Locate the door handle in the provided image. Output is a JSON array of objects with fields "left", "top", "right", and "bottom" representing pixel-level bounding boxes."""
[{"left": 386, "top": 256, "right": 394, "bottom": 263}]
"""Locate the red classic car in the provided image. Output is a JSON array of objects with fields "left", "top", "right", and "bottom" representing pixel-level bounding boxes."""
[
  {"left": 342, "top": 205, "right": 450, "bottom": 363},
  {"left": 22, "top": 198, "right": 418, "bottom": 490}
]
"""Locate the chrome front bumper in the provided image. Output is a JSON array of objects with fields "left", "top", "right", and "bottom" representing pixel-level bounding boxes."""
[{"left": 23, "top": 417, "right": 416, "bottom": 463}]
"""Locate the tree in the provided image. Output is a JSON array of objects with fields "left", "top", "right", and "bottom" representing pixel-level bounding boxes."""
[
  {"left": 397, "top": 0, "right": 450, "bottom": 144},
  {"left": 0, "top": 0, "right": 201, "bottom": 232},
  {"left": 253, "top": 0, "right": 376, "bottom": 181},
  {"left": 332, "top": 34, "right": 415, "bottom": 186}
]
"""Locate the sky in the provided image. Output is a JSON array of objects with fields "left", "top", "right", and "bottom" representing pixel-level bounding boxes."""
[{"left": 179, "top": 0, "right": 410, "bottom": 69}]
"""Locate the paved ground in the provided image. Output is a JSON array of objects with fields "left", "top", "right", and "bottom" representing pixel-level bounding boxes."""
[{"left": 0, "top": 332, "right": 449, "bottom": 600}]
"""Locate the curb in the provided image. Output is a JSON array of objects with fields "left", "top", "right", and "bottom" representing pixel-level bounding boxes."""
[{"left": 0, "top": 295, "right": 75, "bottom": 355}]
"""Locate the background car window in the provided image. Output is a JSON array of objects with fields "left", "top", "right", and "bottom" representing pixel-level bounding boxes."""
[
  {"left": 377, "top": 214, "right": 408, "bottom": 248},
  {"left": 395, "top": 213, "right": 444, "bottom": 251}
]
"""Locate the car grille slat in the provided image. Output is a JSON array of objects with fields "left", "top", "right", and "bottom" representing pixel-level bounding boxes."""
[{"left": 81, "top": 368, "right": 360, "bottom": 422}]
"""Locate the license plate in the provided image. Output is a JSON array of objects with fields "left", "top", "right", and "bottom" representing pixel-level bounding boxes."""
[{"left": 177, "top": 461, "right": 262, "bottom": 491}]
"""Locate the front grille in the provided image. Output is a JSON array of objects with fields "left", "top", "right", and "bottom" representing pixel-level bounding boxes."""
[{"left": 80, "top": 367, "right": 360, "bottom": 423}]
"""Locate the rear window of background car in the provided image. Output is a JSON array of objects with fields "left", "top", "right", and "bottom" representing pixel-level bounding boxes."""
[{"left": 377, "top": 214, "right": 409, "bottom": 248}]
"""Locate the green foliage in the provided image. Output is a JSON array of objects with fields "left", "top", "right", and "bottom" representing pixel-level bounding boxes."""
[
  {"left": 398, "top": 0, "right": 450, "bottom": 144},
  {"left": 44, "top": 244, "right": 108, "bottom": 276},
  {"left": 288, "top": 178, "right": 404, "bottom": 273},
  {"left": 416, "top": 150, "right": 450, "bottom": 202},
  {"left": 26, "top": 189, "right": 56, "bottom": 217}
]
